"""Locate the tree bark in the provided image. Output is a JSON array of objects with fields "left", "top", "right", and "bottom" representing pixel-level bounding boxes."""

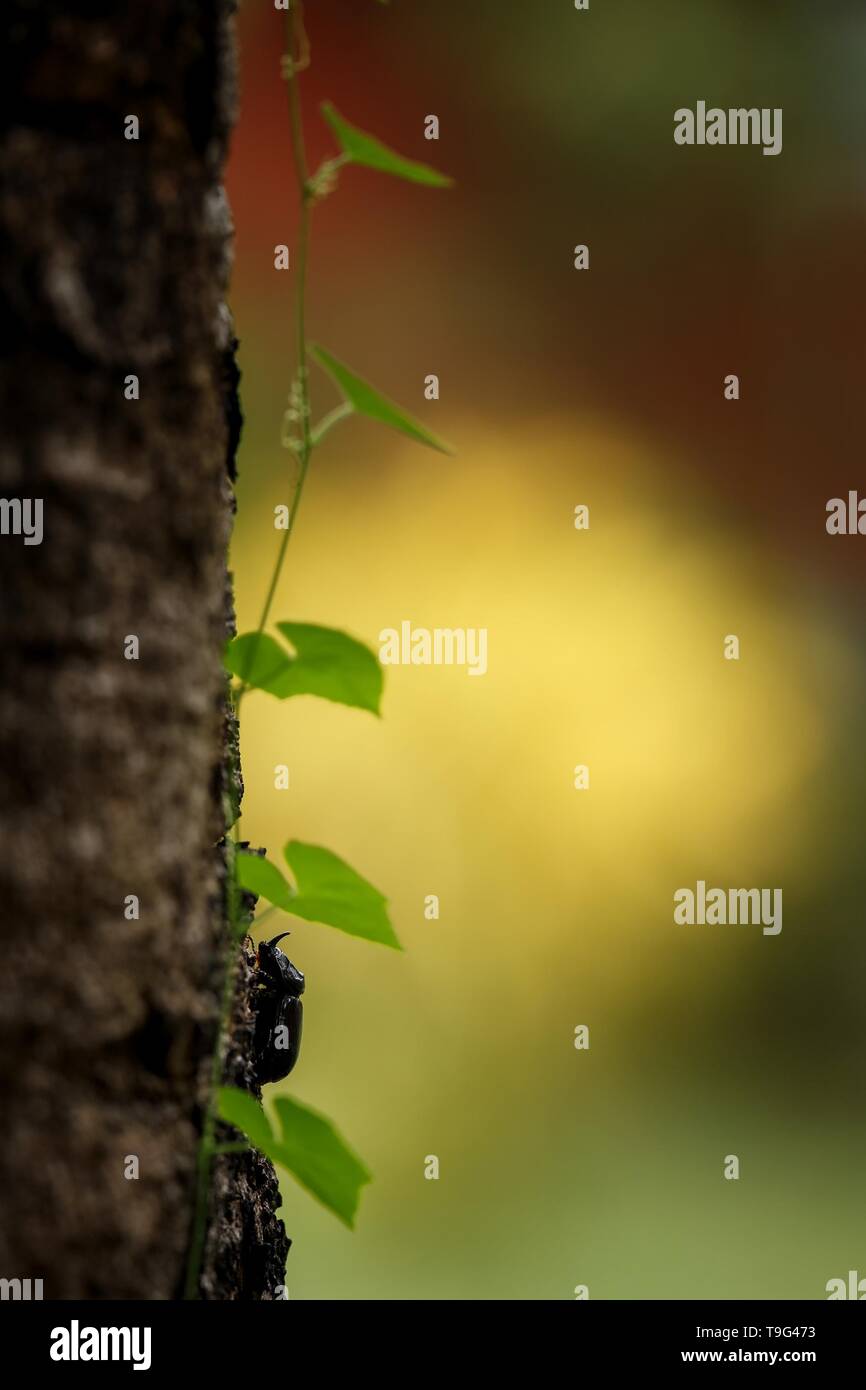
[{"left": 0, "top": 0, "right": 287, "bottom": 1299}]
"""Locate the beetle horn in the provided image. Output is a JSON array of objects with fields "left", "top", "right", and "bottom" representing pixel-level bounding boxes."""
[{"left": 267, "top": 931, "right": 292, "bottom": 948}]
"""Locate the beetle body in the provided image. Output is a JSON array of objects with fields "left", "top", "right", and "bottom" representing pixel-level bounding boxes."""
[{"left": 252, "top": 933, "right": 305, "bottom": 1084}]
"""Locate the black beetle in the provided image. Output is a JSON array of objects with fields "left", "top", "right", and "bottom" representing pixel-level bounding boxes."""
[{"left": 252, "top": 932, "right": 305, "bottom": 1084}]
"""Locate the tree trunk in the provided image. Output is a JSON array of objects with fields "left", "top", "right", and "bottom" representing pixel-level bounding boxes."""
[{"left": 0, "top": 0, "right": 287, "bottom": 1300}]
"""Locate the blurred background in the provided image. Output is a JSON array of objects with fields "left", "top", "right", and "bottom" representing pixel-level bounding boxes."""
[{"left": 227, "top": 0, "right": 866, "bottom": 1299}]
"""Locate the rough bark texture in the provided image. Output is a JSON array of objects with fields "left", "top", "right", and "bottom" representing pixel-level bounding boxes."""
[
  {"left": 0, "top": 0, "right": 288, "bottom": 1299},
  {"left": 201, "top": 934, "right": 292, "bottom": 1302}
]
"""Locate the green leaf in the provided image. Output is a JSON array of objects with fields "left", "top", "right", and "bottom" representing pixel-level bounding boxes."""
[
  {"left": 272, "top": 1096, "right": 372, "bottom": 1229},
  {"left": 217, "top": 1087, "right": 275, "bottom": 1155},
  {"left": 225, "top": 633, "right": 292, "bottom": 690},
  {"left": 238, "top": 842, "right": 401, "bottom": 949},
  {"left": 216, "top": 1088, "right": 373, "bottom": 1230},
  {"left": 321, "top": 102, "right": 452, "bottom": 188},
  {"left": 284, "top": 840, "right": 402, "bottom": 949},
  {"left": 226, "top": 624, "right": 383, "bottom": 714},
  {"left": 271, "top": 623, "right": 382, "bottom": 715},
  {"left": 310, "top": 344, "right": 454, "bottom": 455},
  {"left": 236, "top": 851, "right": 296, "bottom": 913}
]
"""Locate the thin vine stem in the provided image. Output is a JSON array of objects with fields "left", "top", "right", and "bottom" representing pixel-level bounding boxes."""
[{"left": 233, "top": 2, "right": 313, "bottom": 828}]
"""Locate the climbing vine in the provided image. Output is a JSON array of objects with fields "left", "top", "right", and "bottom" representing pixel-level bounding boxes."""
[{"left": 184, "top": 1, "right": 453, "bottom": 1297}]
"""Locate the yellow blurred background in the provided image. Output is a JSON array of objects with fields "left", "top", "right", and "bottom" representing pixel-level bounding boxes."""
[{"left": 228, "top": 0, "right": 866, "bottom": 1298}]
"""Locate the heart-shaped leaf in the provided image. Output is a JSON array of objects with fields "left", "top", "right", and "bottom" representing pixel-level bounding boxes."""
[
  {"left": 236, "top": 842, "right": 401, "bottom": 950},
  {"left": 225, "top": 623, "right": 382, "bottom": 714},
  {"left": 217, "top": 1088, "right": 372, "bottom": 1229},
  {"left": 272, "top": 1096, "right": 372, "bottom": 1229}
]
